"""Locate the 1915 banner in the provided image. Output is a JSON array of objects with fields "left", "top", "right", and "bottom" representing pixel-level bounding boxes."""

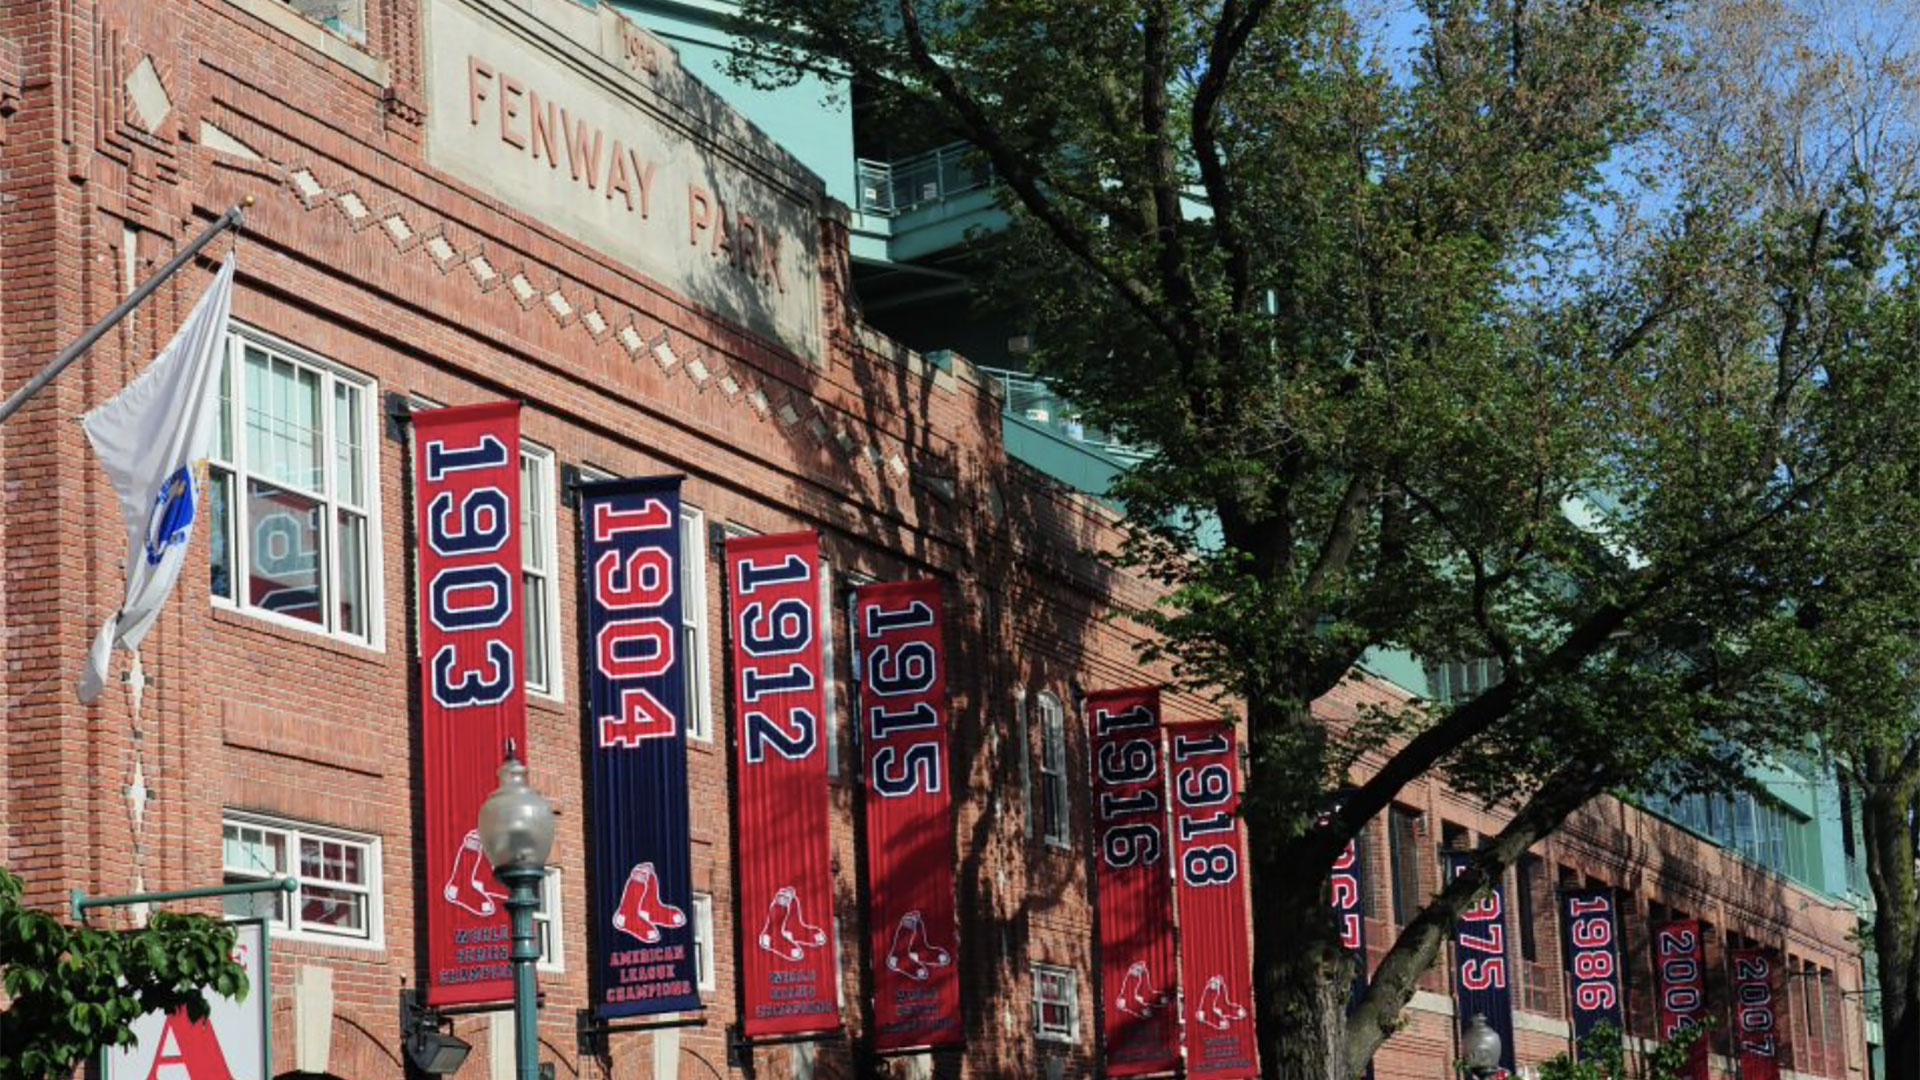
[
  {"left": 854, "top": 580, "right": 962, "bottom": 1051},
  {"left": 1088, "top": 687, "right": 1179, "bottom": 1077},
  {"left": 415, "top": 402, "right": 526, "bottom": 1006},
  {"left": 1446, "top": 853, "right": 1515, "bottom": 1076},
  {"left": 727, "top": 531, "right": 840, "bottom": 1038},
  {"left": 1171, "top": 722, "right": 1259, "bottom": 1079},
  {"left": 1730, "top": 948, "right": 1782, "bottom": 1080},
  {"left": 580, "top": 478, "right": 700, "bottom": 1017},
  {"left": 1560, "top": 888, "right": 1624, "bottom": 1050},
  {"left": 1653, "top": 920, "right": 1710, "bottom": 1080}
]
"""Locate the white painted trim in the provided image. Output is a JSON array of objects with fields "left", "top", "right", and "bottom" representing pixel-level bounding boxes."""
[{"left": 221, "top": 0, "right": 389, "bottom": 85}]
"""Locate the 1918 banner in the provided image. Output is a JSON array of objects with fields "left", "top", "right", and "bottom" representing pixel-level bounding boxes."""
[
  {"left": 727, "top": 531, "right": 840, "bottom": 1038},
  {"left": 1653, "top": 920, "right": 1711, "bottom": 1080},
  {"left": 1560, "top": 888, "right": 1625, "bottom": 1050},
  {"left": 1730, "top": 948, "right": 1782, "bottom": 1080},
  {"left": 580, "top": 477, "right": 700, "bottom": 1017},
  {"left": 415, "top": 402, "right": 526, "bottom": 1006},
  {"left": 1170, "top": 722, "right": 1259, "bottom": 1079},
  {"left": 1088, "top": 687, "right": 1179, "bottom": 1077},
  {"left": 1446, "top": 853, "right": 1515, "bottom": 1076}
]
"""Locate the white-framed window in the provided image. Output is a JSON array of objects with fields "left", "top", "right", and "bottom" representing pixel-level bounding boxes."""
[
  {"left": 691, "top": 891, "right": 717, "bottom": 992},
  {"left": 1036, "top": 691, "right": 1071, "bottom": 847},
  {"left": 221, "top": 812, "right": 381, "bottom": 946},
  {"left": 1033, "top": 964, "right": 1079, "bottom": 1042},
  {"left": 521, "top": 444, "right": 561, "bottom": 700},
  {"left": 1015, "top": 691, "right": 1034, "bottom": 833},
  {"left": 209, "top": 328, "right": 380, "bottom": 647},
  {"left": 534, "top": 867, "right": 564, "bottom": 972},
  {"left": 681, "top": 505, "right": 713, "bottom": 742}
]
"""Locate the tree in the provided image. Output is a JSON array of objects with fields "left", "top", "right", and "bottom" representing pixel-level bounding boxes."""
[
  {"left": 0, "top": 868, "right": 249, "bottom": 1080},
  {"left": 727, "top": 1, "right": 1919, "bottom": 1076}
]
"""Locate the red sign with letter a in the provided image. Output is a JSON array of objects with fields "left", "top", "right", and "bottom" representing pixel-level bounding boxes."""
[
  {"left": 1170, "top": 721, "right": 1259, "bottom": 1078},
  {"left": 414, "top": 402, "right": 526, "bottom": 1006},
  {"left": 727, "top": 531, "right": 840, "bottom": 1038}
]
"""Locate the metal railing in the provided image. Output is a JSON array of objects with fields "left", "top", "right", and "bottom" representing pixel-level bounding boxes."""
[
  {"left": 855, "top": 141, "right": 992, "bottom": 217},
  {"left": 978, "top": 365, "right": 1145, "bottom": 461}
]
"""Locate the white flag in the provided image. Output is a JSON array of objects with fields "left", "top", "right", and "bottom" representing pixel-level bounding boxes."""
[{"left": 77, "top": 257, "right": 236, "bottom": 704}]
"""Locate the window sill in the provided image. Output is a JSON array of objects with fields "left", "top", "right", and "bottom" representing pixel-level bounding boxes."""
[
  {"left": 261, "top": 926, "right": 386, "bottom": 954},
  {"left": 211, "top": 604, "right": 385, "bottom": 662},
  {"left": 222, "top": 0, "right": 388, "bottom": 86}
]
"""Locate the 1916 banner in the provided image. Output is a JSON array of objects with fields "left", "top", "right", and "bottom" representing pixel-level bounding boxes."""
[
  {"left": 854, "top": 580, "right": 962, "bottom": 1051},
  {"left": 727, "top": 531, "right": 840, "bottom": 1038},
  {"left": 1088, "top": 687, "right": 1179, "bottom": 1077},
  {"left": 1561, "top": 888, "right": 1624, "bottom": 1050},
  {"left": 1171, "top": 722, "right": 1258, "bottom": 1079},
  {"left": 415, "top": 402, "right": 526, "bottom": 1006},
  {"left": 1653, "top": 920, "right": 1711, "bottom": 1080},
  {"left": 1446, "top": 853, "right": 1515, "bottom": 1076},
  {"left": 580, "top": 478, "right": 700, "bottom": 1017},
  {"left": 1730, "top": 948, "right": 1782, "bottom": 1080}
]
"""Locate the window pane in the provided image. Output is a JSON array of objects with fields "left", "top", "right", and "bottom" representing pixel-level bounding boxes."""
[
  {"left": 210, "top": 470, "right": 234, "bottom": 601},
  {"left": 216, "top": 346, "right": 233, "bottom": 462},
  {"left": 337, "top": 511, "right": 368, "bottom": 639},
  {"left": 247, "top": 481, "right": 324, "bottom": 624},
  {"left": 334, "top": 382, "right": 364, "bottom": 507},
  {"left": 520, "top": 456, "right": 548, "bottom": 572},
  {"left": 245, "top": 350, "right": 323, "bottom": 494},
  {"left": 299, "top": 884, "right": 366, "bottom": 934},
  {"left": 524, "top": 571, "right": 550, "bottom": 693},
  {"left": 222, "top": 882, "right": 286, "bottom": 922}
]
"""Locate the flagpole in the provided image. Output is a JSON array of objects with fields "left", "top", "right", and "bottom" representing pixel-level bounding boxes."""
[{"left": 0, "top": 198, "right": 251, "bottom": 427}]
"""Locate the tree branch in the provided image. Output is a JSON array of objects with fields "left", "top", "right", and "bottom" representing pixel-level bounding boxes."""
[{"left": 1190, "top": 0, "right": 1276, "bottom": 316}]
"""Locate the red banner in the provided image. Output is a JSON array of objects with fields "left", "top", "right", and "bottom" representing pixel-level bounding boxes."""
[
  {"left": 853, "top": 579, "right": 962, "bottom": 1052},
  {"left": 1653, "top": 920, "right": 1710, "bottom": 1080},
  {"left": 1730, "top": 948, "right": 1783, "bottom": 1080},
  {"left": 1088, "top": 687, "right": 1179, "bottom": 1077},
  {"left": 1170, "top": 722, "right": 1258, "bottom": 1078},
  {"left": 727, "top": 531, "right": 839, "bottom": 1038},
  {"left": 414, "top": 402, "right": 526, "bottom": 1006}
]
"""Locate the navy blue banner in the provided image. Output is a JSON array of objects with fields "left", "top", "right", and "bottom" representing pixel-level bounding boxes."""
[
  {"left": 1560, "top": 888, "right": 1624, "bottom": 1050},
  {"left": 1446, "top": 853, "right": 1515, "bottom": 1075},
  {"left": 580, "top": 477, "right": 701, "bottom": 1018}
]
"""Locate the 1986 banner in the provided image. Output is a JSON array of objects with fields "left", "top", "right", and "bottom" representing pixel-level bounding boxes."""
[
  {"left": 727, "top": 531, "right": 840, "bottom": 1037},
  {"left": 1171, "top": 722, "right": 1259, "bottom": 1078},
  {"left": 854, "top": 580, "right": 962, "bottom": 1051},
  {"left": 580, "top": 478, "right": 700, "bottom": 1017},
  {"left": 1560, "top": 888, "right": 1624, "bottom": 1050},
  {"left": 1730, "top": 948, "right": 1782, "bottom": 1080},
  {"left": 1088, "top": 687, "right": 1179, "bottom": 1077},
  {"left": 415, "top": 402, "right": 526, "bottom": 1006},
  {"left": 1447, "top": 853, "right": 1515, "bottom": 1077},
  {"left": 1654, "top": 920, "right": 1710, "bottom": 1080}
]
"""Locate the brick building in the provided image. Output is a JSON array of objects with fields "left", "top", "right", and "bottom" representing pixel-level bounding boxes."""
[{"left": 0, "top": 0, "right": 1874, "bottom": 1078}]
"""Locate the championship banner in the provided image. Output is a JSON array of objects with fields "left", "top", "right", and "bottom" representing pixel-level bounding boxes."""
[
  {"left": 1326, "top": 795, "right": 1372, "bottom": 1080},
  {"left": 1729, "top": 948, "right": 1782, "bottom": 1080},
  {"left": 853, "top": 579, "right": 962, "bottom": 1051},
  {"left": 1087, "top": 687, "right": 1179, "bottom": 1077},
  {"left": 1653, "top": 920, "right": 1710, "bottom": 1080},
  {"left": 727, "top": 531, "right": 840, "bottom": 1038},
  {"left": 1560, "top": 889, "right": 1624, "bottom": 1049},
  {"left": 1171, "top": 722, "right": 1259, "bottom": 1079},
  {"left": 580, "top": 477, "right": 700, "bottom": 1017},
  {"left": 1446, "top": 854, "right": 1515, "bottom": 1076},
  {"left": 415, "top": 402, "right": 526, "bottom": 1006}
]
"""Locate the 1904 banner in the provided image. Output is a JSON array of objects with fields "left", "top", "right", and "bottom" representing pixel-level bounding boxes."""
[
  {"left": 1560, "top": 888, "right": 1624, "bottom": 1050},
  {"left": 1446, "top": 853, "right": 1515, "bottom": 1077},
  {"left": 727, "top": 531, "right": 840, "bottom": 1038},
  {"left": 854, "top": 579, "right": 962, "bottom": 1052},
  {"left": 1653, "top": 920, "right": 1711, "bottom": 1080},
  {"left": 415, "top": 402, "right": 526, "bottom": 1006},
  {"left": 1170, "top": 721, "right": 1258, "bottom": 1079},
  {"left": 1087, "top": 687, "right": 1179, "bottom": 1077},
  {"left": 580, "top": 477, "right": 700, "bottom": 1017}
]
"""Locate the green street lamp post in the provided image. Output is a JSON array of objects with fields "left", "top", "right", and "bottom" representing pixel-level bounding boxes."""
[{"left": 477, "top": 750, "right": 556, "bottom": 1080}]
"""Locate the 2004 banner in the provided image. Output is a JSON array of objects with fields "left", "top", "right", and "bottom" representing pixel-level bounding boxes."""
[{"left": 1170, "top": 721, "right": 1259, "bottom": 1078}]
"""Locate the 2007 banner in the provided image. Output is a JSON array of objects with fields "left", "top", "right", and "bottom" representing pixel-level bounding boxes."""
[
  {"left": 1446, "top": 853, "right": 1515, "bottom": 1078},
  {"left": 1654, "top": 920, "right": 1710, "bottom": 1080},
  {"left": 414, "top": 402, "right": 526, "bottom": 1006},
  {"left": 579, "top": 477, "right": 700, "bottom": 1017},
  {"left": 854, "top": 580, "right": 962, "bottom": 1052},
  {"left": 1170, "top": 721, "right": 1259, "bottom": 1079},
  {"left": 1087, "top": 687, "right": 1179, "bottom": 1077},
  {"left": 1730, "top": 948, "right": 1782, "bottom": 1080},
  {"left": 727, "top": 531, "right": 840, "bottom": 1038}
]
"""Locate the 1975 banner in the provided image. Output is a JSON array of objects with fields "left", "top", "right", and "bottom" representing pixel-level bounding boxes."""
[
  {"left": 727, "top": 531, "right": 840, "bottom": 1038},
  {"left": 1171, "top": 721, "right": 1259, "bottom": 1078},
  {"left": 854, "top": 580, "right": 962, "bottom": 1051},
  {"left": 1088, "top": 687, "right": 1179, "bottom": 1077},
  {"left": 1447, "top": 853, "right": 1515, "bottom": 1077},
  {"left": 415, "top": 402, "right": 526, "bottom": 1006},
  {"left": 580, "top": 477, "right": 700, "bottom": 1017}
]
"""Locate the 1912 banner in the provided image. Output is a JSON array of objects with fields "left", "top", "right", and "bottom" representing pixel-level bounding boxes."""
[
  {"left": 1653, "top": 920, "right": 1710, "bottom": 1080},
  {"left": 1171, "top": 722, "right": 1259, "bottom": 1078},
  {"left": 415, "top": 402, "right": 526, "bottom": 1006},
  {"left": 727, "top": 531, "right": 840, "bottom": 1038},
  {"left": 1088, "top": 687, "right": 1179, "bottom": 1077},
  {"left": 1730, "top": 948, "right": 1782, "bottom": 1080},
  {"left": 1446, "top": 853, "right": 1515, "bottom": 1076},
  {"left": 580, "top": 478, "right": 700, "bottom": 1017},
  {"left": 1560, "top": 889, "right": 1624, "bottom": 1050},
  {"left": 854, "top": 580, "right": 961, "bottom": 1051}
]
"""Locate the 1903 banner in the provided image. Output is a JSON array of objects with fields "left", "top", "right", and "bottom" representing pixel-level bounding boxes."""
[
  {"left": 1170, "top": 721, "right": 1259, "bottom": 1079},
  {"left": 853, "top": 579, "right": 962, "bottom": 1052},
  {"left": 415, "top": 402, "right": 526, "bottom": 1006},
  {"left": 1729, "top": 948, "right": 1782, "bottom": 1080},
  {"left": 1446, "top": 853, "right": 1516, "bottom": 1077},
  {"left": 1653, "top": 920, "right": 1711, "bottom": 1080},
  {"left": 1087, "top": 687, "right": 1179, "bottom": 1077},
  {"left": 1560, "top": 888, "right": 1624, "bottom": 1050},
  {"left": 727, "top": 531, "right": 840, "bottom": 1038},
  {"left": 580, "top": 477, "right": 701, "bottom": 1017}
]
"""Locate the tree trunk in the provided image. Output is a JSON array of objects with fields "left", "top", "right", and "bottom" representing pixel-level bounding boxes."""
[
  {"left": 1862, "top": 760, "right": 1919, "bottom": 1080},
  {"left": 1251, "top": 860, "right": 1353, "bottom": 1080}
]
